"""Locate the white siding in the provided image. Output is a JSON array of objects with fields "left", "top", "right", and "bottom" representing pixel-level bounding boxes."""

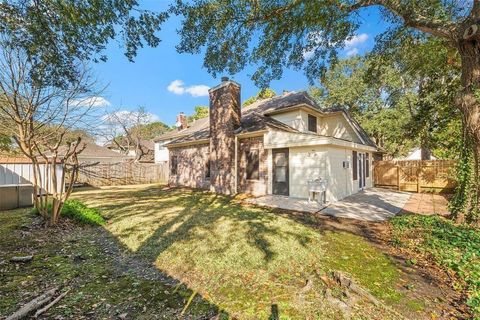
[
  {"left": 270, "top": 110, "right": 306, "bottom": 132},
  {"left": 289, "top": 146, "right": 327, "bottom": 199},
  {"left": 318, "top": 114, "right": 362, "bottom": 143},
  {"left": 155, "top": 140, "right": 171, "bottom": 163},
  {"left": 286, "top": 145, "right": 373, "bottom": 202}
]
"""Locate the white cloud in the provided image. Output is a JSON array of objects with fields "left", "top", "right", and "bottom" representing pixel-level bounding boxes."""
[
  {"left": 167, "top": 80, "right": 210, "bottom": 97},
  {"left": 346, "top": 48, "right": 359, "bottom": 57},
  {"left": 185, "top": 85, "right": 210, "bottom": 97},
  {"left": 73, "top": 96, "right": 111, "bottom": 107},
  {"left": 167, "top": 80, "right": 186, "bottom": 95},
  {"left": 344, "top": 33, "right": 369, "bottom": 49}
]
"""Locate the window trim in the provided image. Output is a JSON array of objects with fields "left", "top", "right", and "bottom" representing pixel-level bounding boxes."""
[
  {"left": 205, "top": 154, "right": 211, "bottom": 179},
  {"left": 170, "top": 155, "right": 178, "bottom": 175},
  {"left": 352, "top": 151, "right": 358, "bottom": 181},
  {"left": 307, "top": 114, "right": 317, "bottom": 133},
  {"left": 246, "top": 148, "right": 260, "bottom": 180}
]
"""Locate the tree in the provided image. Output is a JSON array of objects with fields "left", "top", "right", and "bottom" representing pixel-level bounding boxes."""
[
  {"left": 187, "top": 106, "right": 209, "bottom": 122},
  {"left": 310, "top": 56, "right": 416, "bottom": 157},
  {"left": 243, "top": 88, "right": 276, "bottom": 107},
  {"left": 103, "top": 107, "right": 158, "bottom": 162},
  {"left": 0, "top": 39, "right": 103, "bottom": 225},
  {"left": 173, "top": 1, "right": 480, "bottom": 222},
  {"left": 0, "top": 1, "right": 167, "bottom": 87},
  {"left": 135, "top": 121, "right": 171, "bottom": 140},
  {"left": 312, "top": 38, "right": 462, "bottom": 160}
]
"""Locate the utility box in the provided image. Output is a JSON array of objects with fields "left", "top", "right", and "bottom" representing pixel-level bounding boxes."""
[{"left": 0, "top": 184, "right": 34, "bottom": 210}]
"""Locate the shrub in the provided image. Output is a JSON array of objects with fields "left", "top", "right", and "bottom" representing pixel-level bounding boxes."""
[
  {"left": 32, "top": 200, "right": 105, "bottom": 226},
  {"left": 391, "top": 214, "right": 480, "bottom": 316}
]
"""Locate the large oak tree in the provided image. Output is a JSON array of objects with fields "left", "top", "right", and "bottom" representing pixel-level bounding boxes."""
[{"left": 172, "top": 0, "right": 480, "bottom": 221}]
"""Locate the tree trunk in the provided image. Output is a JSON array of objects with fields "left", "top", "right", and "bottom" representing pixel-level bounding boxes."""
[{"left": 456, "top": 37, "right": 480, "bottom": 221}]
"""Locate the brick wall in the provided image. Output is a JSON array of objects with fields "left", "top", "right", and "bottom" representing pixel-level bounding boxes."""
[
  {"left": 209, "top": 80, "right": 241, "bottom": 195},
  {"left": 237, "top": 136, "right": 268, "bottom": 196},
  {"left": 169, "top": 143, "right": 211, "bottom": 190}
]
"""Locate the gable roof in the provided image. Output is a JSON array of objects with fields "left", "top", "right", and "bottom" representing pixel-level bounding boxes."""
[
  {"left": 158, "top": 91, "right": 376, "bottom": 149},
  {"left": 55, "top": 142, "right": 128, "bottom": 159},
  {"left": 154, "top": 117, "right": 209, "bottom": 142}
]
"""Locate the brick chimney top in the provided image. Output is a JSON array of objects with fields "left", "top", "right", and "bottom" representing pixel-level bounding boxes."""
[
  {"left": 221, "top": 76, "right": 229, "bottom": 82},
  {"left": 175, "top": 112, "right": 188, "bottom": 131}
]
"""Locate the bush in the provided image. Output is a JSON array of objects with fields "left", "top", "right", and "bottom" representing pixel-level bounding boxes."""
[
  {"left": 32, "top": 200, "right": 105, "bottom": 226},
  {"left": 391, "top": 214, "right": 480, "bottom": 316}
]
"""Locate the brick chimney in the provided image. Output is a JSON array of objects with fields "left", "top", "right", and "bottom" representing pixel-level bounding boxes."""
[
  {"left": 208, "top": 77, "right": 241, "bottom": 195},
  {"left": 176, "top": 112, "right": 188, "bottom": 131}
]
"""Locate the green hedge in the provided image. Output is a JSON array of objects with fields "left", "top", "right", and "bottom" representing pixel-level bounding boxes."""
[{"left": 32, "top": 200, "right": 105, "bottom": 226}]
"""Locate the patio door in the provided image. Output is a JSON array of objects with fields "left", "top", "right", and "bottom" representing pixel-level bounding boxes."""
[
  {"left": 273, "top": 148, "right": 289, "bottom": 196},
  {"left": 358, "top": 153, "right": 366, "bottom": 190}
]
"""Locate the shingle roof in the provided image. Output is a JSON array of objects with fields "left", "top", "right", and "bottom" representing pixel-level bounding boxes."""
[
  {"left": 160, "top": 91, "right": 377, "bottom": 149},
  {"left": 243, "top": 91, "right": 322, "bottom": 114},
  {"left": 55, "top": 142, "right": 127, "bottom": 159},
  {"left": 153, "top": 117, "right": 209, "bottom": 142}
]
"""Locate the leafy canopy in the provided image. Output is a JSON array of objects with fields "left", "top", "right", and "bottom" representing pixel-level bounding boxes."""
[
  {"left": 173, "top": 1, "right": 470, "bottom": 87},
  {"left": 243, "top": 88, "right": 276, "bottom": 107},
  {"left": 187, "top": 106, "right": 209, "bottom": 122},
  {"left": 0, "top": 0, "right": 167, "bottom": 86}
]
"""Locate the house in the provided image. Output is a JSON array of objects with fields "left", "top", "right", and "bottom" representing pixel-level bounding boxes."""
[
  {"left": 154, "top": 113, "right": 208, "bottom": 164},
  {"left": 154, "top": 78, "right": 379, "bottom": 202},
  {"left": 64, "top": 142, "right": 129, "bottom": 163},
  {"left": 106, "top": 138, "right": 155, "bottom": 163},
  {"left": 398, "top": 147, "right": 437, "bottom": 160}
]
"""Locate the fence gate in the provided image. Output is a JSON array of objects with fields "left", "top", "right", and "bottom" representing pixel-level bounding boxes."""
[{"left": 373, "top": 160, "right": 456, "bottom": 193}]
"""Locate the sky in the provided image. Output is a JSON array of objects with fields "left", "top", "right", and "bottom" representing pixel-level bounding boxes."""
[{"left": 91, "top": 2, "right": 389, "bottom": 126}]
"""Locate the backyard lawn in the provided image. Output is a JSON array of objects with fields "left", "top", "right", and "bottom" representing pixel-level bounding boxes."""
[{"left": 0, "top": 184, "right": 468, "bottom": 319}]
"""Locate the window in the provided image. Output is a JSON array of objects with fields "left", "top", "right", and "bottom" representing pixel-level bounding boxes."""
[
  {"left": 308, "top": 114, "right": 317, "bottom": 133},
  {"left": 366, "top": 153, "right": 370, "bottom": 178},
  {"left": 246, "top": 149, "right": 259, "bottom": 180},
  {"left": 352, "top": 151, "right": 358, "bottom": 181},
  {"left": 170, "top": 155, "right": 178, "bottom": 175},
  {"left": 205, "top": 155, "right": 211, "bottom": 179}
]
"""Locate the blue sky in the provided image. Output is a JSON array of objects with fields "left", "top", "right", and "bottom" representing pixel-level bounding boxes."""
[{"left": 92, "top": 2, "right": 389, "bottom": 126}]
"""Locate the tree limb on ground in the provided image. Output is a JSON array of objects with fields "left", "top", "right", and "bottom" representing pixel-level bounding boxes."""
[
  {"left": 34, "top": 288, "right": 70, "bottom": 318},
  {"left": 6, "top": 287, "right": 58, "bottom": 320}
]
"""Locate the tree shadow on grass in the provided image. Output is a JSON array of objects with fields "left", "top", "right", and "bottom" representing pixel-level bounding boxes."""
[{"left": 73, "top": 185, "right": 327, "bottom": 318}]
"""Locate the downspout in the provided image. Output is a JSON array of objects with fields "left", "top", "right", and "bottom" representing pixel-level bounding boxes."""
[{"left": 234, "top": 135, "right": 238, "bottom": 194}]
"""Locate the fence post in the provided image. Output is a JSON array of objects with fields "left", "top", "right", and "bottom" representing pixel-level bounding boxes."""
[{"left": 416, "top": 162, "right": 420, "bottom": 193}]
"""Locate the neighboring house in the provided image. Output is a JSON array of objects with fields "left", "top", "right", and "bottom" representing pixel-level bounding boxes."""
[
  {"left": 106, "top": 138, "right": 155, "bottom": 163},
  {"left": 154, "top": 78, "right": 379, "bottom": 202},
  {"left": 154, "top": 114, "right": 208, "bottom": 164},
  {"left": 397, "top": 147, "right": 437, "bottom": 160},
  {"left": 66, "top": 142, "right": 129, "bottom": 163}
]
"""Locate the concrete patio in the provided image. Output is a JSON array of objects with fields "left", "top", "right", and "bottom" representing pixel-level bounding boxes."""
[{"left": 245, "top": 188, "right": 412, "bottom": 222}]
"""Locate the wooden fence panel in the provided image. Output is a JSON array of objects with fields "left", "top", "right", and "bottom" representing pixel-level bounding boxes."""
[
  {"left": 76, "top": 162, "right": 168, "bottom": 187},
  {"left": 374, "top": 160, "right": 456, "bottom": 193}
]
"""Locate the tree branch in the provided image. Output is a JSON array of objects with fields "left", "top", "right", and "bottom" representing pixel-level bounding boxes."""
[{"left": 344, "top": 0, "right": 455, "bottom": 39}]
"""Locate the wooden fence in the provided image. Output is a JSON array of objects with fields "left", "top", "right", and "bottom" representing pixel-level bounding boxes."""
[
  {"left": 373, "top": 160, "right": 457, "bottom": 193},
  {"left": 76, "top": 162, "right": 168, "bottom": 187}
]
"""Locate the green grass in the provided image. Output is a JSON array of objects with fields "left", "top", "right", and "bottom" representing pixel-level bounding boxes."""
[
  {"left": 391, "top": 214, "right": 480, "bottom": 316},
  {"left": 70, "top": 185, "right": 417, "bottom": 319},
  {"left": 0, "top": 208, "right": 220, "bottom": 318},
  {"left": 61, "top": 199, "right": 105, "bottom": 225},
  {"left": 32, "top": 199, "right": 105, "bottom": 225},
  {"left": 2, "top": 185, "right": 453, "bottom": 319}
]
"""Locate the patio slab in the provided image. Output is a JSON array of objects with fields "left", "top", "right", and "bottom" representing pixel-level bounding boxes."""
[{"left": 246, "top": 188, "right": 412, "bottom": 222}]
